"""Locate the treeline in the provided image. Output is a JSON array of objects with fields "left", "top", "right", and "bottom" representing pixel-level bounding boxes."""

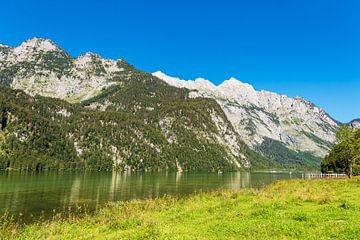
[{"left": 321, "top": 126, "right": 360, "bottom": 177}]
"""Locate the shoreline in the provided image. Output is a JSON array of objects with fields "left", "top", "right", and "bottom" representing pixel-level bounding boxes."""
[{"left": 1, "top": 177, "right": 358, "bottom": 239}]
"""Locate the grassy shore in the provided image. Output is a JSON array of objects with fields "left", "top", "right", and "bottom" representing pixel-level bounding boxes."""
[{"left": 2, "top": 178, "right": 360, "bottom": 239}]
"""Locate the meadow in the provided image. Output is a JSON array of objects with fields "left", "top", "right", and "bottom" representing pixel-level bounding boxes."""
[{"left": 1, "top": 178, "right": 360, "bottom": 239}]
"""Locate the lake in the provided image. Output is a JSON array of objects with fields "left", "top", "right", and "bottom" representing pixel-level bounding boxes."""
[{"left": 0, "top": 171, "right": 309, "bottom": 223}]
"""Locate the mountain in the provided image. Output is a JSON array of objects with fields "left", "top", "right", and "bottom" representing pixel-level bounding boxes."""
[
  {"left": 0, "top": 38, "right": 346, "bottom": 171},
  {"left": 0, "top": 38, "right": 269, "bottom": 171},
  {"left": 348, "top": 119, "right": 360, "bottom": 130},
  {"left": 0, "top": 38, "right": 126, "bottom": 102},
  {"left": 153, "top": 71, "right": 340, "bottom": 166}
]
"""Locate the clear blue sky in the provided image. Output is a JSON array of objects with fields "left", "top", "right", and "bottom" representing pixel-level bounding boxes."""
[{"left": 1, "top": 0, "right": 359, "bottom": 122}]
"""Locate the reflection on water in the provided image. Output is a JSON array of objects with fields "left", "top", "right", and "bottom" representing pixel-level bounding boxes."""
[{"left": 0, "top": 171, "right": 306, "bottom": 222}]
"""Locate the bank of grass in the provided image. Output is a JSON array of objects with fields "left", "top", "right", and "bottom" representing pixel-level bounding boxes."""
[{"left": 2, "top": 178, "right": 360, "bottom": 239}]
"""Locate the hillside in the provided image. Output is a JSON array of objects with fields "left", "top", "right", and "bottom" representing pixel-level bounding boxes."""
[
  {"left": 154, "top": 71, "right": 341, "bottom": 167},
  {"left": 0, "top": 39, "right": 269, "bottom": 171},
  {"left": 0, "top": 38, "right": 345, "bottom": 170}
]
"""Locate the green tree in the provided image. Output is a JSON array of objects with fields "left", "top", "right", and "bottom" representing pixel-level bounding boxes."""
[
  {"left": 336, "top": 125, "right": 352, "bottom": 142},
  {"left": 322, "top": 127, "right": 360, "bottom": 178}
]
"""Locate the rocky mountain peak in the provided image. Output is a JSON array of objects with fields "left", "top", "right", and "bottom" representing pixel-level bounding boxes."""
[
  {"left": 154, "top": 70, "right": 340, "bottom": 158},
  {"left": 218, "top": 77, "right": 253, "bottom": 89},
  {"left": 348, "top": 119, "right": 360, "bottom": 130},
  {"left": 218, "top": 77, "right": 258, "bottom": 103},
  {"left": 153, "top": 71, "right": 167, "bottom": 80},
  {"left": 1, "top": 38, "right": 69, "bottom": 64},
  {"left": 76, "top": 52, "right": 100, "bottom": 66},
  {"left": 81, "top": 52, "right": 101, "bottom": 58},
  {"left": 194, "top": 77, "right": 216, "bottom": 89},
  {"left": 16, "top": 38, "right": 59, "bottom": 53},
  {"left": 152, "top": 71, "right": 216, "bottom": 92},
  {"left": 0, "top": 39, "right": 126, "bottom": 102}
]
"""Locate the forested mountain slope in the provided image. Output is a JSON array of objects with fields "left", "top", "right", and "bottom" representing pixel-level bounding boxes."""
[
  {"left": 0, "top": 38, "right": 270, "bottom": 171},
  {"left": 0, "top": 38, "right": 345, "bottom": 171},
  {"left": 153, "top": 71, "right": 341, "bottom": 167}
]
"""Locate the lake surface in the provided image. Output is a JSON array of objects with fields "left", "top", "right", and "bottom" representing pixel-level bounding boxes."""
[{"left": 0, "top": 171, "right": 309, "bottom": 223}]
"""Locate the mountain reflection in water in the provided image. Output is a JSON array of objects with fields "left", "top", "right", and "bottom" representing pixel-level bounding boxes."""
[{"left": 0, "top": 171, "right": 304, "bottom": 223}]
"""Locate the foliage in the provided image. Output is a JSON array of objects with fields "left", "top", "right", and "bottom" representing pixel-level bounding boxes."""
[
  {"left": 321, "top": 126, "right": 360, "bottom": 176},
  {"left": 256, "top": 137, "right": 321, "bottom": 169},
  {"left": 302, "top": 130, "right": 333, "bottom": 149},
  {"left": 336, "top": 125, "right": 353, "bottom": 142}
]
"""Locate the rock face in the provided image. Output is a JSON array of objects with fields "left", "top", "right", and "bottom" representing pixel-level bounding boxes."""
[
  {"left": 348, "top": 119, "right": 360, "bottom": 130},
  {"left": 153, "top": 71, "right": 340, "bottom": 159},
  {"left": 0, "top": 38, "right": 123, "bottom": 102}
]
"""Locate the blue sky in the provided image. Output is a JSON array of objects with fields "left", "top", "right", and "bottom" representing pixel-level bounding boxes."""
[{"left": 1, "top": 0, "right": 359, "bottom": 122}]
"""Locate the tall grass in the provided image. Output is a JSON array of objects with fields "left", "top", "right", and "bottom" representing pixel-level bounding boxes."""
[{"left": 1, "top": 178, "right": 360, "bottom": 239}]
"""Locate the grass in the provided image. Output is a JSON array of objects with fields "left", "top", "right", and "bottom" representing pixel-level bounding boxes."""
[{"left": 2, "top": 178, "right": 360, "bottom": 239}]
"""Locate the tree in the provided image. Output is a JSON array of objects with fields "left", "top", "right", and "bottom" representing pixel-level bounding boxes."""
[
  {"left": 336, "top": 125, "right": 353, "bottom": 143},
  {"left": 322, "top": 126, "right": 360, "bottom": 178},
  {"left": 342, "top": 129, "right": 360, "bottom": 178}
]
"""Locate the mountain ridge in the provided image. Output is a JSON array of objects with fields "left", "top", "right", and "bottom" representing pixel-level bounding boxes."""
[
  {"left": 153, "top": 71, "right": 339, "bottom": 160},
  {"left": 0, "top": 38, "right": 352, "bottom": 171},
  {"left": 0, "top": 38, "right": 273, "bottom": 171},
  {"left": 348, "top": 119, "right": 360, "bottom": 130},
  {"left": 0, "top": 38, "right": 124, "bottom": 102}
]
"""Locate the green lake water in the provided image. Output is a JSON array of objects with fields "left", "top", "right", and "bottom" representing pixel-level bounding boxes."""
[{"left": 0, "top": 171, "right": 308, "bottom": 223}]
